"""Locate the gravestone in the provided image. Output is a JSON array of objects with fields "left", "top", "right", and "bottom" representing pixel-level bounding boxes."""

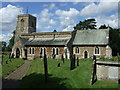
[
  {"left": 70, "top": 54, "right": 76, "bottom": 70},
  {"left": 77, "top": 57, "right": 79, "bottom": 66},
  {"left": 43, "top": 54, "right": 48, "bottom": 83},
  {"left": 57, "top": 63, "right": 60, "bottom": 67},
  {"left": 61, "top": 54, "right": 64, "bottom": 63}
]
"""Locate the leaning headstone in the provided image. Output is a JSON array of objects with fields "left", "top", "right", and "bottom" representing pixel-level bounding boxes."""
[
  {"left": 90, "top": 58, "right": 96, "bottom": 85},
  {"left": 57, "top": 63, "right": 60, "bottom": 67},
  {"left": 61, "top": 54, "right": 64, "bottom": 63},
  {"left": 77, "top": 57, "right": 79, "bottom": 66},
  {"left": 43, "top": 54, "right": 48, "bottom": 83},
  {"left": 5, "top": 60, "right": 8, "bottom": 64}
]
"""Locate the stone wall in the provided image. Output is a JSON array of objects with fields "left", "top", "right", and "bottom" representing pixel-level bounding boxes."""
[
  {"left": 73, "top": 46, "right": 106, "bottom": 59},
  {"left": 96, "top": 61, "right": 120, "bottom": 83},
  {"left": 26, "top": 46, "right": 65, "bottom": 60}
]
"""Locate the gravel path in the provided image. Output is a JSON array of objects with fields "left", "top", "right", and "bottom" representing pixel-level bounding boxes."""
[{"left": 2, "top": 60, "right": 32, "bottom": 89}]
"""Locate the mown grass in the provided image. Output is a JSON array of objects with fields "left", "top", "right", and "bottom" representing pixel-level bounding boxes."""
[
  {"left": 19, "top": 58, "right": 118, "bottom": 88},
  {"left": 2, "top": 55, "right": 24, "bottom": 78}
]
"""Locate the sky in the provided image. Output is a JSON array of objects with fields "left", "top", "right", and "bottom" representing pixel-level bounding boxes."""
[{"left": 0, "top": 1, "right": 118, "bottom": 43}]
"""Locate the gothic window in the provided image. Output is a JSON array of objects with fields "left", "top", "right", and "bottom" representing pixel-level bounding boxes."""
[
  {"left": 40, "top": 48, "right": 43, "bottom": 54},
  {"left": 95, "top": 47, "right": 100, "bottom": 54},
  {"left": 32, "top": 48, "right": 35, "bottom": 54},
  {"left": 29, "top": 48, "right": 35, "bottom": 54},
  {"left": 56, "top": 48, "right": 58, "bottom": 55},
  {"left": 52, "top": 47, "right": 59, "bottom": 55},
  {"left": 29, "top": 48, "right": 32, "bottom": 54},
  {"left": 52, "top": 48, "right": 55, "bottom": 55},
  {"left": 75, "top": 47, "right": 80, "bottom": 54},
  {"left": 21, "top": 19, "right": 24, "bottom": 27}
]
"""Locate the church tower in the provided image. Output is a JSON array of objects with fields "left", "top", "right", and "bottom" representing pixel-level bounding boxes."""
[{"left": 15, "top": 14, "right": 36, "bottom": 36}]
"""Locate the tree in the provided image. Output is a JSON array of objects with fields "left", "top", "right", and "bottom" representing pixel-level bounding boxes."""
[
  {"left": 2, "top": 41, "right": 7, "bottom": 51},
  {"left": 53, "top": 30, "right": 57, "bottom": 32},
  {"left": 6, "top": 30, "right": 15, "bottom": 51},
  {"left": 99, "top": 24, "right": 108, "bottom": 29},
  {"left": 109, "top": 29, "right": 120, "bottom": 56},
  {"left": 74, "top": 18, "right": 97, "bottom": 30}
]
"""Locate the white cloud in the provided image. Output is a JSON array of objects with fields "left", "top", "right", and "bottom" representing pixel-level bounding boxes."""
[
  {"left": 49, "top": 3, "right": 56, "bottom": 10},
  {"left": 0, "top": 4, "right": 23, "bottom": 31},
  {"left": 0, "top": 33, "right": 13, "bottom": 43},
  {"left": 55, "top": 8, "right": 80, "bottom": 31},
  {"left": 96, "top": 13, "right": 118, "bottom": 28},
  {"left": 0, "top": 4, "right": 23, "bottom": 42},
  {"left": 80, "top": 2, "right": 118, "bottom": 16},
  {"left": 38, "top": 9, "right": 56, "bottom": 25}
]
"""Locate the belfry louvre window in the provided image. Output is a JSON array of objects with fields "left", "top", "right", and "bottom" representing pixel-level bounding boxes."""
[
  {"left": 75, "top": 47, "right": 80, "bottom": 54},
  {"left": 21, "top": 19, "right": 24, "bottom": 27},
  {"left": 95, "top": 47, "right": 100, "bottom": 54}
]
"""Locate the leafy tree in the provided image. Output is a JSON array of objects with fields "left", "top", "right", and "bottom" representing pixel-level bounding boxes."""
[
  {"left": 6, "top": 30, "right": 15, "bottom": 51},
  {"left": 109, "top": 29, "right": 120, "bottom": 56},
  {"left": 99, "top": 24, "right": 108, "bottom": 29},
  {"left": 2, "top": 41, "right": 7, "bottom": 51},
  {"left": 74, "top": 18, "right": 97, "bottom": 30},
  {"left": 53, "top": 30, "right": 57, "bottom": 32}
]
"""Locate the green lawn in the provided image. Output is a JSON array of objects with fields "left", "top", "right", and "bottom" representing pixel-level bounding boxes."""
[
  {"left": 2, "top": 55, "right": 24, "bottom": 78},
  {"left": 19, "top": 58, "right": 118, "bottom": 88}
]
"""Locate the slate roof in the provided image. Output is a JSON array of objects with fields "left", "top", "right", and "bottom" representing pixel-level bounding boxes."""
[
  {"left": 25, "top": 38, "right": 70, "bottom": 46},
  {"left": 73, "top": 29, "right": 109, "bottom": 45}
]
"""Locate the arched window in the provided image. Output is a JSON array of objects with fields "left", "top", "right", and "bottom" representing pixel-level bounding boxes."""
[
  {"left": 32, "top": 48, "right": 35, "bottom": 54},
  {"left": 29, "top": 48, "right": 32, "bottom": 54},
  {"left": 52, "top": 47, "right": 59, "bottom": 55},
  {"left": 56, "top": 48, "right": 58, "bottom": 55},
  {"left": 52, "top": 48, "right": 55, "bottom": 55},
  {"left": 40, "top": 48, "right": 43, "bottom": 54},
  {"left": 75, "top": 47, "right": 80, "bottom": 54},
  {"left": 29, "top": 48, "right": 35, "bottom": 54},
  {"left": 21, "top": 19, "right": 24, "bottom": 27},
  {"left": 95, "top": 47, "right": 100, "bottom": 54}
]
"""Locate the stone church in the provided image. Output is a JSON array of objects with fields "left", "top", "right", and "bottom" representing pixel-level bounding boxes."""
[{"left": 11, "top": 14, "right": 112, "bottom": 60}]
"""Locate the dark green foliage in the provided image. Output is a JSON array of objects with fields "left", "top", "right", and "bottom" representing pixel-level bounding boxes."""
[
  {"left": 53, "top": 30, "right": 57, "bottom": 32},
  {"left": 99, "top": 24, "right": 108, "bottom": 29},
  {"left": 109, "top": 29, "right": 120, "bottom": 56},
  {"left": 6, "top": 30, "right": 15, "bottom": 51},
  {"left": 74, "top": 18, "right": 97, "bottom": 30},
  {"left": 1, "top": 41, "right": 7, "bottom": 51}
]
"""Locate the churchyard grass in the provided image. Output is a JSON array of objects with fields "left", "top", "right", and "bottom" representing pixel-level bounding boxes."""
[
  {"left": 2, "top": 55, "right": 24, "bottom": 78},
  {"left": 19, "top": 58, "right": 118, "bottom": 88},
  {"left": 98, "top": 56, "right": 120, "bottom": 62}
]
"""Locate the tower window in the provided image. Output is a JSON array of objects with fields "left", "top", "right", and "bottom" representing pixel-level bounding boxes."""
[{"left": 21, "top": 19, "right": 24, "bottom": 27}]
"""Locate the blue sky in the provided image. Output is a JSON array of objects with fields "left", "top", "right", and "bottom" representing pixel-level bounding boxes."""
[{"left": 0, "top": 1, "right": 118, "bottom": 43}]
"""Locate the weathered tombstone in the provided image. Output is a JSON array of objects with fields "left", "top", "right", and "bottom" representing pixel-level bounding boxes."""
[
  {"left": 77, "top": 57, "right": 79, "bottom": 66},
  {"left": 70, "top": 54, "right": 76, "bottom": 70},
  {"left": 57, "top": 63, "right": 60, "bottom": 67},
  {"left": 61, "top": 54, "right": 64, "bottom": 63},
  {"left": 90, "top": 55, "right": 97, "bottom": 85},
  {"left": 5, "top": 60, "right": 8, "bottom": 64},
  {"left": 43, "top": 54, "right": 48, "bottom": 83}
]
